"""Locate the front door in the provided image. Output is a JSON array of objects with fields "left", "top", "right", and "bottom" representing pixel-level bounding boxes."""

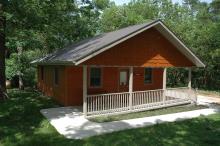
[{"left": 119, "top": 68, "right": 129, "bottom": 92}]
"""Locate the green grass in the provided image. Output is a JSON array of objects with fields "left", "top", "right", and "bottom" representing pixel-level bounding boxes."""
[
  {"left": 89, "top": 104, "right": 207, "bottom": 123},
  {"left": 0, "top": 89, "right": 220, "bottom": 146}
]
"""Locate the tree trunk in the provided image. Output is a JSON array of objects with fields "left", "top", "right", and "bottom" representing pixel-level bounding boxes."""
[
  {"left": 17, "top": 47, "right": 24, "bottom": 90},
  {"left": 18, "top": 72, "right": 24, "bottom": 90},
  {"left": 0, "top": 4, "right": 7, "bottom": 101}
]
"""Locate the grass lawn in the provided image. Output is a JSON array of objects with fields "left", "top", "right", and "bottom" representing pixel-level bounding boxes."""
[
  {"left": 0, "top": 89, "right": 220, "bottom": 146},
  {"left": 89, "top": 104, "right": 207, "bottom": 123}
]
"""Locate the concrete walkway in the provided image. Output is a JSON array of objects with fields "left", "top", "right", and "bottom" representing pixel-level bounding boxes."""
[{"left": 41, "top": 96, "right": 220, "bottom": 139}]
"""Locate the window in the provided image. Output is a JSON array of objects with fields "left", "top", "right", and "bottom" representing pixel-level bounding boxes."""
[
  {"left": 120, "top": 71, "right": 128, "bottom": 85},
  {"left": 90, "top": 67, "right": 101, "bottom": 87},
  {"left": 144, "top": 68, "right": 152, "bottom": 84},
  {"left": 41, "top": 66, "right": 44, "bottom": 80},
  {"left": 54, "top": 68, "right": 59, "bottom": 85}
]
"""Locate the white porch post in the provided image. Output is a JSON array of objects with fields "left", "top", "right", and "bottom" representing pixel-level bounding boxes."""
[
  {"left": 129, "top": 67, "right": 133, "bottom": 110},
  {"left": 188, "top": 67, "right": 195, "bottom": 103},
  {"left": 83, "top": 65, "right": 87, "bottom": 116},
  {"left": 188, "top": 68, "right": 192, "bottom": 89},
  {"left": 163, "top": 68, "right": 167, "bottom": 103}
]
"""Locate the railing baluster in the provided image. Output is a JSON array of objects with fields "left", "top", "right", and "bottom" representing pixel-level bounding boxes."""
[
  {"left": 152, "top": 91, "right": 154, "bottom": 103},
  {"left": 120, "top": 94, "right": 122, "bottom": 108},
  {"left": 86, "top": 88, "right": 191, "bottom": 116},
  {"left": 93, "top": 96, "right": 94, "bottom": 112},
  {"left": 158, "top": 91, "right": 160, "bottom": 102},
  {"left": 122, "top": 93, "right": 124, "bottom": 108},
  {"left": 118, "top": 94, "right": 120, "bottom": 109},
  {"left": 96, "top": 96, "right": 99, "bottom": 111},
  {"left": 150, "top": 91, "right": 152, "bottom": 103},
  {"left": 139, "top": 92, "right": 141, "bottom": 105},
  {"left": 110, "top": 95, "right": 111, "bottom": 109},
  {"left": 139, "top": 93, "right": 142, "bottom": 105},
  {"left": 141, "top": 92, "right": 142, "bottom": 105},
  {"left": 154, "top": 91, "right": 156, "bottom": 102},
  {"left": 142, "top": 92, "right": 144, "bottom": 105},
  {"left": 107, "top": 95, "right": 108, "bottom": 110},
  {"left": 156, "top": 91, "right": 158, "bottom": 102},
  {"left": 133, "top": 93, "right": 135, "bottom": 107},
  {"left": 121, "top": 94, "right": 123, "bottom": 108},
  {"left": 114, "top": 94, "right": 116, "bottom": 109},
  {"left": 116, "top": 94, "right": 117, "bottom": 109},
  {"left": 146, "top": 92, "right": 148, "bottom": 104},
  {"left": 111, "top": 94, "right": 112, "bottom": 110},
  {"left": 95, "top": 96, "right": 97, "bottom": 112}
]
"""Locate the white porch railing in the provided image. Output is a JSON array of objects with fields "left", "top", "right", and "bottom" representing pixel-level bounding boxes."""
[{"left": 86, "top": 87, "right": 197, "bottom": 117}]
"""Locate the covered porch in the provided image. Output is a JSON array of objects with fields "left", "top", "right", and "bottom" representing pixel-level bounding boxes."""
[{"left": 83, "top": 66, "right": 197, "bottom": 117}]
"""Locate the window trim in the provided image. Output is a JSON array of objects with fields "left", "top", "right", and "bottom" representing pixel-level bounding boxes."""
[
  {"left": 54, "top": 67, "right": 59, "bottom": 86},
  {"left": 119, "top": 68, "right": 129, "bottom": 86},
  {"left": 89, "top": 67, "right": 102, "bottom": 88},
  {"left": 144, "top": 68, "right": 153, "bottom": 85}
]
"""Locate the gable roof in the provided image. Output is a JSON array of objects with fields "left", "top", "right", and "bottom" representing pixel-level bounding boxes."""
[{"left": 32, "top": 19, "right": 205, "bottom": 67}]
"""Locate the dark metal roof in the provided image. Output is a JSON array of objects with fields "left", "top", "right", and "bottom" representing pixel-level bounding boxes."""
[{"left": 32, "top": 20, "right": 159, "bottom": 64}]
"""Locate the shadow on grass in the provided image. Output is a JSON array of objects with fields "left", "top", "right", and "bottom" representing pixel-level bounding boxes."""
[
  {"left": 0, "top": 89, "right": 60, "bottom": 145},
  {"left": 1, "top": 89, "right": 220, "bottom": 146}
]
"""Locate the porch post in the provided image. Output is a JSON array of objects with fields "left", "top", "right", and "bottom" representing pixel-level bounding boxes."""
[
  {"left": 129, "top": 67, "right": 133, "bottom": 110},
  {"left": 188, "top": 67, "right": 194, "bottom": 103},
  {"left": 163, "top": 68, "right": 167, "bottom": 103},
  {"left": 188, "top": 68, "right": 192, "bottom": 89},
  {"left": 83, "top": 65, "right": 87, "bottom": 116}
]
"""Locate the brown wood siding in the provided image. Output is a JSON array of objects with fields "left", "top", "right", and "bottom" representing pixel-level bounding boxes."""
[
  {"left": 37, "top": 65, "right": 66, "bottom": 105},
  {"left": 87, "top": 67, "right": 163, "bottom": 94},
  {"left": 133, "top": 67, "right": 163, "bottom": 91},
  {"left": 38, "top": 66, "right": 163, "bottom": 106},
  {"left": 65, "top": 66, "right": 83, "bottom": 106},
  {"left": 82, "top": 28, "right": 194, "bottom": 67}
]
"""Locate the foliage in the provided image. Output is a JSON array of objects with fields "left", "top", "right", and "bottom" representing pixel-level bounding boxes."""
[
  {"left": 4, "top": 0, "right": 102, "bottom": 88},
  {"left": 5, "top": 53, "right": 19, "bottom": 80},
  {"left": 4, "top": 0, "right": 220, "bottom": 90},
  {"left": 6, "top": 50, "right": 42, "bottom": 87},
  {"left": 1, "top": 89, "right": 220, "bottom": 146},
  {"left": 100, "top": 5, "right": 146, "bottom": 32},
  {"left": 100, "top": 0, "right": 220, "bottom": 90}
]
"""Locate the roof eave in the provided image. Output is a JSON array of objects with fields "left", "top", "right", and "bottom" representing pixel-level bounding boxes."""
[
  {"left": 157, "top": 21, "right": 205, "bottom": 68},
  {"left": 31, "top": 61, "right": 75, "bottom": 66}
]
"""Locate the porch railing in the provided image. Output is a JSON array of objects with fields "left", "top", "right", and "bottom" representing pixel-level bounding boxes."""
[{"left": 86, "top": 87, "right": 197, "bottom": 117}]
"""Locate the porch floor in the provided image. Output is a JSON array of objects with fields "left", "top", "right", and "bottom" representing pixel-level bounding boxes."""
[{"left": 40, "top": 96, "right": 219, "bottom": 139}]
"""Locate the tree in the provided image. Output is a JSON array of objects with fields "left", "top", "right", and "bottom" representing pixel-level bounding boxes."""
[
  {"left": 0, "top": 2, "right": 7, "bottom": 100},
  {"left": 100, "top": 0, "right": 220, "bottom": 90},
  {"left": 4, "top": 0, "right": 101, "bottom": 89}
]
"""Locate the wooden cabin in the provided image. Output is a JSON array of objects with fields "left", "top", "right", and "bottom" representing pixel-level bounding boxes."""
[{"left": 32, "top": 20, "right": 205, "bottom": 117}]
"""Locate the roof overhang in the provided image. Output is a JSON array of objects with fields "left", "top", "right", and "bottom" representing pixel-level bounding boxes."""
[
  {"left": 155, "top": 21, "right": 205, "bottom": 67},
  {"left": 31, "top": 60, "right": 74, "bottom": 66}
]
